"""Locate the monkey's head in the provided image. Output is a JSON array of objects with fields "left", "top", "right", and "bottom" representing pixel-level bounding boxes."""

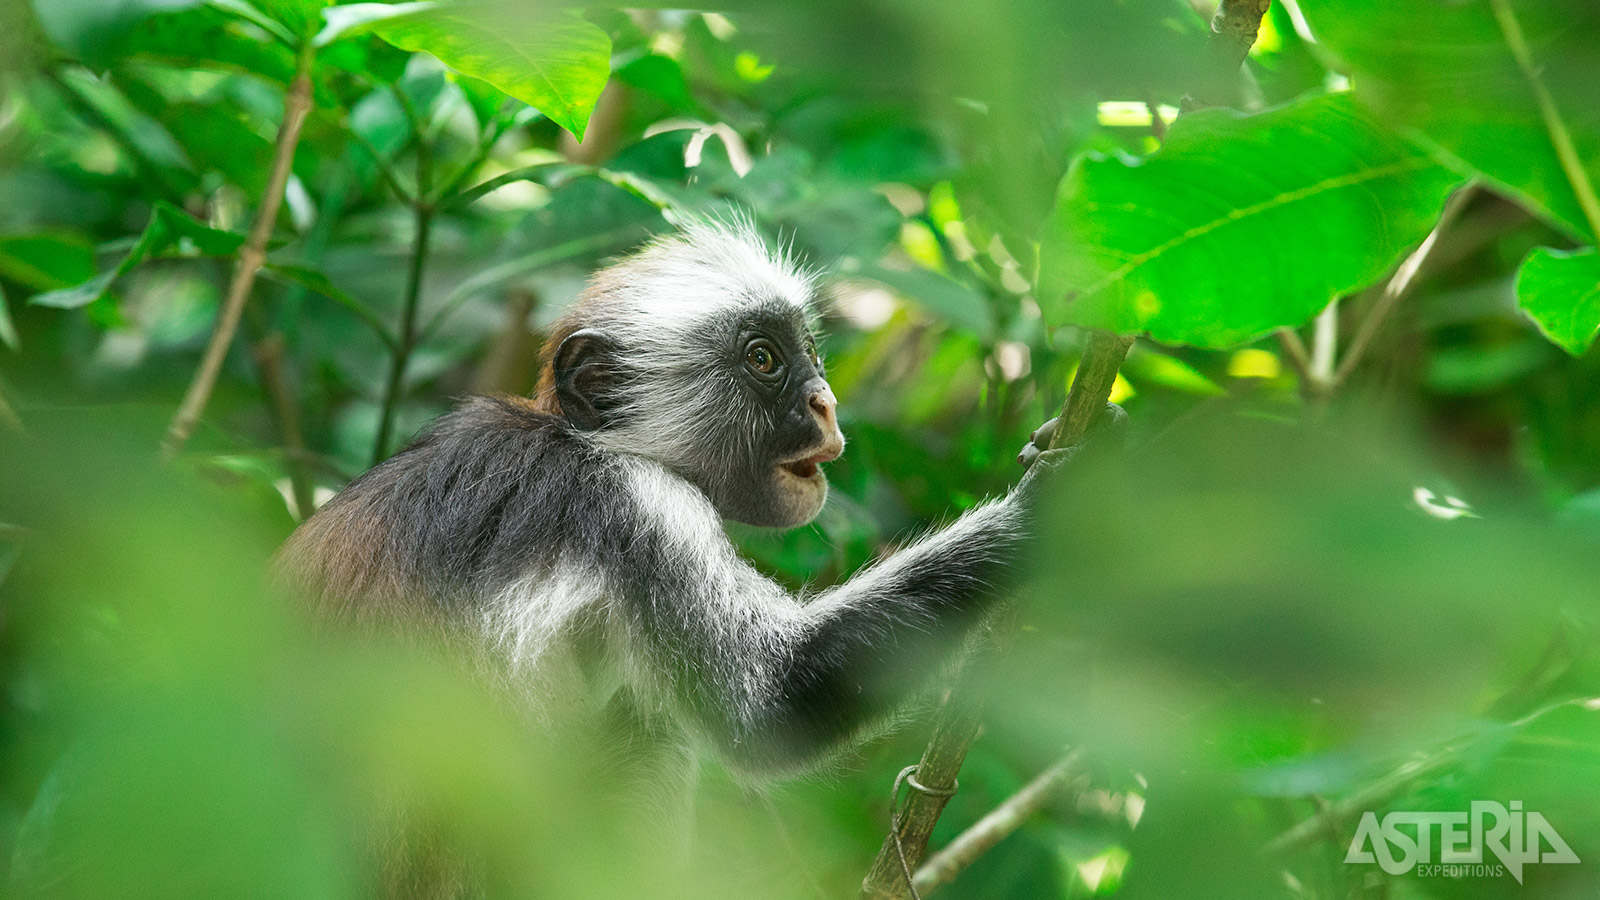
[{"left": 535, "top": 221, "right": 845, "bottom": 528}]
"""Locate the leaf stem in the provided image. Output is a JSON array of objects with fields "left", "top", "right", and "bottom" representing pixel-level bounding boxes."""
[
  {"left": 0, "top": 378, "right": 21, "bottom": 432},
  {"left": 1309, "top": 299, "right": 1338, "bottom": 382},
  {"left": 373, "top": 202, "right": 434, "bottom": 466},
  {"left": 1334, "top": 186, "right": 1473, "bottom": 385},
  {"left": 350, "top": 128, "right": 414, "bottom": 204},
  {"left": 1275, "top": 328, "right": 1314, "bottom": 382},
  {"left": 373, "top": 130, "right": 437, "bottom": 465},
  {"left": 164, "top": 40, "right": 315, "bottom": 455}
]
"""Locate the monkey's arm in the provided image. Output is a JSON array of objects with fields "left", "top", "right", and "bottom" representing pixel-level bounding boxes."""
[{"left": 606, "top": 459, "right": 1042, "bottom": 773}]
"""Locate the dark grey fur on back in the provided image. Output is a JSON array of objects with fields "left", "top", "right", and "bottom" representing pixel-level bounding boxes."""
[{"left": 278, "top": 222, "right": 1052, "bottom": 783}]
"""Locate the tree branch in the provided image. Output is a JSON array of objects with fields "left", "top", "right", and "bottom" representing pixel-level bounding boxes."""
[
  {"left": 163, "top": 41, "right": 315, "bottom": 455},
  {"left": 1046, "top": 332, "right": 1136, "bottom": 451},
  {"left": 860, "top": 669, "right": 990, "bottom": 900},
  {"left": 911, "top": 751, "right": 1084, "bottom": 896},
  {"left": 1209, "top": 0, "right": 1274, "bottom": 75},
  {"left": 1188, "top": 0, "right": 1273, "bottom": 110},
  {"left": 860, "top": 6, "right": 1272, "bottom": 898}
]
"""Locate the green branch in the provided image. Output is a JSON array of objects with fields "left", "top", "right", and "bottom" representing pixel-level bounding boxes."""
[{"left": 164, "top": 40, "right": 316, "bottom": 455}]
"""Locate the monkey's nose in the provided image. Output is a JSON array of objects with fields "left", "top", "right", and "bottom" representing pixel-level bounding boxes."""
[{"left": 808, "top": 386, "right": 838, "bottom": 427}]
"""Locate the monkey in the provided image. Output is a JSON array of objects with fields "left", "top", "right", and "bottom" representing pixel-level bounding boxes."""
[{"left": 277, "top": 220, "right": 1090, "bottom": 797}]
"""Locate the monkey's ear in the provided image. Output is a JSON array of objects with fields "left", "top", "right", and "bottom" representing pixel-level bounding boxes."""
[{"left": 553, "top": 328, "right": 622, "bottom": 431}]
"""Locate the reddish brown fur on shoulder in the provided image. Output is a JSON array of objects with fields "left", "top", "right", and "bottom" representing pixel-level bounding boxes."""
[
  {"left": 527, "top": 271, "right": 624, "bottom": 416},
  {"left": 274, "top": 478, "right": 444, "bottom": 630}
]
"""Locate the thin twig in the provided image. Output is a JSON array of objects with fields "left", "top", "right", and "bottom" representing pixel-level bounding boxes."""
[
  {"left": 373, "top": 136, "right": 436, "bottom": 465},
  {"left": 1274, "top": 328, "right": 1313, "bottom": 382},
  {"left": 251, "top": 330, "right": 315, "bottom": 518},
  {"left": 0, "top": 379, "right": 21, "bottom": 432},
  {"left": 1333, "top": 187, "right": 1474, "bottom": 385},
  {"left": 912, "top": 751, "right": 1084, "bottom": 896},
  {"left": 164, "top": 41, "right": 315, "bottom": 455},
  {"left": 861, "top": 329, "right": 1130, "bottom": 900},
  {"left": 434, "top": 113, "right": 517, "bottom": 204},
  {"left": 350, "top": 127, "right": 414, "bottom": 204},
  {"left": 1267, "top": 698, "right": 1588, "bottom": 855},
  {"left": 1146, "top": 100, "right": 1169, "bottom": 142}
]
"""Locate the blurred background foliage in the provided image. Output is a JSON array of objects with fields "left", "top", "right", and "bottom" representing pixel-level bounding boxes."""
[{"left": 1, "top": 0, "right": 1599, "bottom": 898}]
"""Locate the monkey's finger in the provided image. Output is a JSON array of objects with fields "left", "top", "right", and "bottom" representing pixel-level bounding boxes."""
[
  {"left": 1028, "top": 417, "right": 1061, "bottom": 446},
  {"left": 1018, "top": 443, "right": 1041, "bottom": 468},
  {"left": 1084, "top": 402, "right": 1129, "bottom": 447},
  {"left": 1093, "top": 402, "right": 1128, "bottom": 433}
]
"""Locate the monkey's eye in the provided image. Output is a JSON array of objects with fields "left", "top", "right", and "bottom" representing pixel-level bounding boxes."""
[{"left": 745, "top": 341, "right": 780, "bottom": 376}]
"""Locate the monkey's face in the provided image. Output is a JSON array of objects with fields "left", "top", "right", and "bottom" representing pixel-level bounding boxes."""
[
  {"left": 712, "top": 308, "right": 845, "bottom": 528},
  {"left": 551, "top": 301, "right": 844, "bottom": 529}
]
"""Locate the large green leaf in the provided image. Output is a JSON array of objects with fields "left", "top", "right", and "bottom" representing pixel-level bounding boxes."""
[
  {"left": 358, "top": 2, "right": 611, "bottom": 139},
  {"left": 32, "top": 0, "right": 202, "bottom": 62},
  {"left": 31, "top": 202, "right": 244, "bottom": 310},
  {"left": 1036, "top": 93, "right": 1463, "bottom": 347},
  {"left": 112, "top": 6, "right": 299, "bottom": 83},
  {"left": 1516, "top": 247, "right": 1600, "bottom": 355},
  {"left": 1299, "top": 0, "right": 1600, "bottom": 244}
]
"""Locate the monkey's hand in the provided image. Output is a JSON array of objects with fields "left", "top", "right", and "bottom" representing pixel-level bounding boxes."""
[{"left": 1014, "top": 403, "right": 1126, "bottom": 495}]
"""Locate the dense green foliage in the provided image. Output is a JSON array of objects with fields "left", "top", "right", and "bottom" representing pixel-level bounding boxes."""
[{"left": 2, "top": 1, "right": 1599, "bottom": 898}]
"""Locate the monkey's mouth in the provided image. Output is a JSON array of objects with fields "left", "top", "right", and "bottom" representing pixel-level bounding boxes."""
[{"left": 778, "top": 444, "right": 843, "bottom": 481}]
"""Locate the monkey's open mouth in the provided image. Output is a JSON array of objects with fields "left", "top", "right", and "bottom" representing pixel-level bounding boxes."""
[
  {"left": 782, "top": 459, "right": 821, "bottom": 479},
  {"left": 779, "top": 445, "right": 842, "bottom": 480}
]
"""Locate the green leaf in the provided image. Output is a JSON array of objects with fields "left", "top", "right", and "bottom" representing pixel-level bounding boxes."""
[
  {"left": 360, "top": 3, "right": 611, "bottom": 139},
  {"left": 260, "top": 264, "right": 396, "bottom": 350},
  {"left": 0, "top": 284, "right": 17, "bottom": 351},
  {"left": 313, "top": 1, "right": 431, "bottom": 46},
  {"left": 1299, "top": 0, "right": 1600, "bottom": 243},
  {"left": 613, "top": 50, "right": 697, "bottom": 113},
  {"left": 1122, "top": 348, "right": 1225, "bottom": 396},
  {"left": 205, "top": 0, "right": 295, "bottom": 44},
  {"left": 157, "top": 101, "right": 276, "bottom": 195},
  {"left": 32, "top": 0, "right": 203, "bottom": 62},
  {"left": 861, "top": 265, "right": 994, "bottom": 339},
  {"left": 115, "top": 5, "right": 299, "bottom": 82},
  {"left": 1037, "top": 93, "right": 1463, "bottom": 348},
  {"left": 1515, "top": 246, "right": 1600, "bottom": 356},
  {"left": 31, "top": 202, "right": 244, "bottom": 310},
  {"left": 0, "top": 233, "right": 98, "bottom": 290},
  {"left": 245, "top": 0, "right": 328, "bottom": 36}
]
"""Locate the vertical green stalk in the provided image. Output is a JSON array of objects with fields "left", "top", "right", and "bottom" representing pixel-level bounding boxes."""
[{"left": 372, "top": 133, "right": 436, "bottom": 465}]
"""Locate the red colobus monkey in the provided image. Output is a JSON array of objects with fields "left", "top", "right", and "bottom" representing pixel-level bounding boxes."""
[{"left": 280, "top": 221, "right": 1076, "bottom": 791}]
